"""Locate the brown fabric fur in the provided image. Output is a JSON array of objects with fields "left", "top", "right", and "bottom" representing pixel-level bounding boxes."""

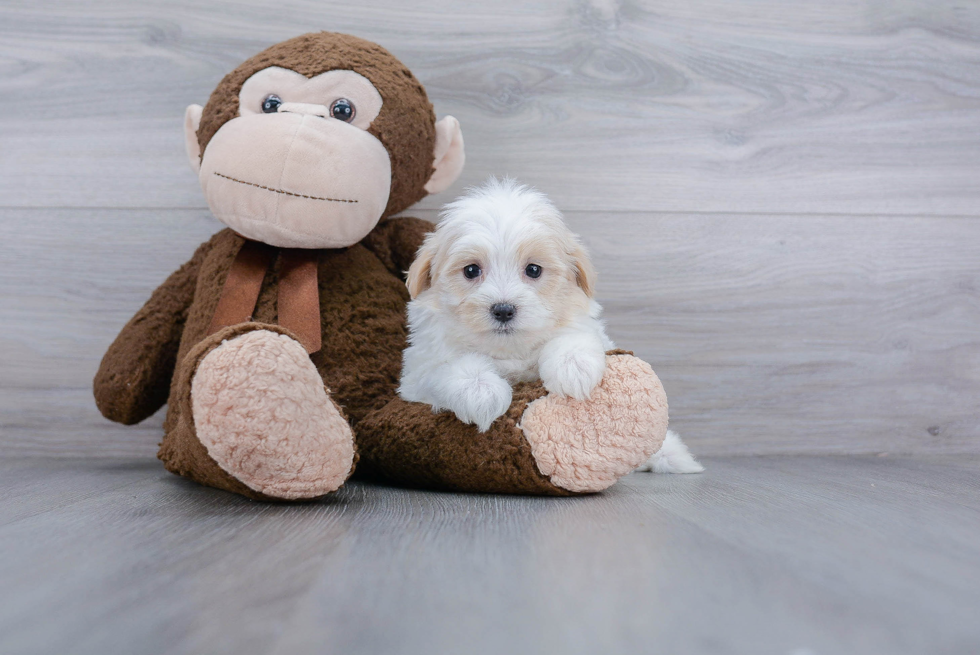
[
  {"left": 197, "top": 32, "right": 436, "bottom": 218},
  {"left": 360, "top": 216, "right": 437, "bottom": 279},
  {"left": 94, "top": 238, "right": 215, "bottom": 425},
  {"left": 356, "top": 382, "right": 575, "bottom": 495}
]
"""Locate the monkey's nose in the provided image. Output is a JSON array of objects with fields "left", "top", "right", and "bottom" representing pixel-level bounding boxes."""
[
  {"left": 277, "top": 102, "right": 330, "bottom": 118},
  {"left": 491, "top": 303, "right": 516, "bottom": 323}
]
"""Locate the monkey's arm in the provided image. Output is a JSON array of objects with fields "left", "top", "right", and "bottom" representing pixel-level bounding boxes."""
[
  {"left": 93, "top": 240, "right": 212, "bottom": 425},
  {"left": 362, "top": 216, "right": 435, "bottom": 280}
]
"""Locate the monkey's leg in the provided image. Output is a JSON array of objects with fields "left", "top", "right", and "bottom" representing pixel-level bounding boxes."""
[
  {"left": 158, "top": 323, "right": 355, "bottom": 501},
  {"left": 355, "top": 352, "right": 667, "bottom": 495}
]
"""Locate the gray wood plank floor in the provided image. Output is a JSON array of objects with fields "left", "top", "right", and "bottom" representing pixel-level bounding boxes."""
[{"left": 2, "top": 455, "right": 978, "bottom": 655}]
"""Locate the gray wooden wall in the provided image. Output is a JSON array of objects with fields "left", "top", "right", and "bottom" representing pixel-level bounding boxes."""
[{"left": 2, "top": 0, "right": 978, "bottom": 457}]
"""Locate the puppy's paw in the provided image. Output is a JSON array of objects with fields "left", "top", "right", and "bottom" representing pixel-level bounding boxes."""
[
  {"left": 540, "top": 346, "right": 607, "bottom": 400},
  {"left": 451, "top": 372, "right": 513, "bottom": 432}
]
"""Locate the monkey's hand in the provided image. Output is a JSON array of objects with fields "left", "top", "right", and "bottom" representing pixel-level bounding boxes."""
[{"left": 93, "top": 238, "right": 212, "bottom": 425}]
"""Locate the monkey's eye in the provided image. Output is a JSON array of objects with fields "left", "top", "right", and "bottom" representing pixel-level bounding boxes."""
[
  {"left": 525, "top": 264, "right": 542, "bottom": 279},
  {"left": 261, "top": 94, "right": 282, "bottom": 114},
  {"left": 463, "top": 264, "right": 482, "bottom": 280},
  {"left": 330, "top": 98, "right": 356, "bottom": 122}
]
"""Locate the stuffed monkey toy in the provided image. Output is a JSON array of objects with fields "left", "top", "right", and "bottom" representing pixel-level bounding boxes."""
[{"left": 94, "top": 32, "right": 668, "bottom": 501}]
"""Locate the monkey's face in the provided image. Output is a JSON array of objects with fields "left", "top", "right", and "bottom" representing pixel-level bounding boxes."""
[
  {"left": 194, "top": 67, "right": 392, "bottom": 249},
  {"left": 183, "top": 33, "right": 465, "bottom": 250}
]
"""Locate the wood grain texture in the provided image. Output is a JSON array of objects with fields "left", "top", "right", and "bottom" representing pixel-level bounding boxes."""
[
  {"left": 576, "top": 211, "right": 980, "bottom": 455},
  {"left": 0, "top": 0, "right": 978, "bottom": 456},
  {"left": 1, "top": 455, "right": 978, "bottom": 655},
  {"left": 2, "top": 207, "right": 977, "bottom": 457},
  {"left": 1, "top": 0, "right": 979, "bottom": 214}
]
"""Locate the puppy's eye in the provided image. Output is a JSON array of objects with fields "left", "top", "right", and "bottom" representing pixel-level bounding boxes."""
[
  {"left": 525, "top": 264, "right": 542, "bottom": 279},
  {"left": 463, "top": 264, "right": 482, "bottom": 279}
]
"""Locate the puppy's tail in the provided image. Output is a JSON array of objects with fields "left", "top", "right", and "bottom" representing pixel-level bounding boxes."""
[{"left": 636, "top": 430, "right": 705, "bottom": 474}]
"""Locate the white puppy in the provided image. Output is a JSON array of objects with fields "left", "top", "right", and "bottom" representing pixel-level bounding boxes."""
[
  {"left": 398, "top": 179, "right": 705, "bottom": 475},
  {"left": 398, "top": 178, "right": 612, "bottom": 432}
]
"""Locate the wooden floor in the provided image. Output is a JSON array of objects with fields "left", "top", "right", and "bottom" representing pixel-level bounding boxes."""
[
  {"left": 1, "top": 0, "right": 979, "bottom": 652},
  {"left": 2, "top": 454, "right": 979, "bottom": 655}
]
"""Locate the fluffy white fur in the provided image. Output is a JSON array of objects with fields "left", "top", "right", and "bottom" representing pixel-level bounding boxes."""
[
  {"left": 399, "top": 178, "right": 612, "bottom": 432},
  {"left": 635, "top": 430, "right": 705, "bottom": 474},
  {"left": 398, "top": 178, "right": 703, "bottom": 474}
]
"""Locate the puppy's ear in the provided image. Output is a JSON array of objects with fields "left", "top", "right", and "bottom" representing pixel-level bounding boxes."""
[
  {"left": 406, "top": 239, "right": 436, "bottom": 299},
  {"left": 570, "top": 241, "right": 597, "bottom": 298}
]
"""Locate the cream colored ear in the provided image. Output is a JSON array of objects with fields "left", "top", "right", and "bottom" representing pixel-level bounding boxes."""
[
  {"left": 424, "top": 116, "right": 465, "bottom": 194},
  {"left": 406, "top": 239, "right": 437, "bottom": 299},
  {"left": 571, "top": 242, "right": 597, "bottom": 298},
  {"left": 184, "top": 104, "right": 204, "bottom": 174}
]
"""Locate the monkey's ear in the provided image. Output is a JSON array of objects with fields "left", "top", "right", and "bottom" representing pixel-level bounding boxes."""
[
  {"left": 570, "top": 241, "right": 597, "bottom": 298},
  {"left": 406, "top": 239, "right": 437, "bottom": 299},
  {"left": 184, "top": 104, "right": 204, "bottom": 174},
  {"left": 424, "top": 116, "right": 465, "bottom": 195}
]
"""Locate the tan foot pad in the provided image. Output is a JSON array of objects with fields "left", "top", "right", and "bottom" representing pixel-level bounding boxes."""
[
  {"left": 191, "top": 329, "right": 355, "bottom": 500},
  {"left": 520, "top": 354, "right": 668, "bottom": 493}
]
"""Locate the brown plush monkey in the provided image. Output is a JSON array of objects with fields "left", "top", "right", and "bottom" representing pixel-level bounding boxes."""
[{"left": 94, "top": 32, "right": 668, "bottom": 501}]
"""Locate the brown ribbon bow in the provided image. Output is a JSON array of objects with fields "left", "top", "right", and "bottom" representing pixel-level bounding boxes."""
[{"left": 207, "top": 240, "right": 322, "bottom": 354}]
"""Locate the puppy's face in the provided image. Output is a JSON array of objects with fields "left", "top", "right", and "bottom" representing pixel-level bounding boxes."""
[{"left": 408, "top": 181, "right": 596, "bottom": 352}]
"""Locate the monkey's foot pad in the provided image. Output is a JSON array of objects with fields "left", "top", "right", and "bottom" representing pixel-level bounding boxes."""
[
  {"left": 191, "top": 329, "right": 355, "bottom": 500},
  {"left": 520, "top": 354, "right": 669, "bottom": 493}
]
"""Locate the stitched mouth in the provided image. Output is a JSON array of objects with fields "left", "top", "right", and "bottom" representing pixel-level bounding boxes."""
[{"left": 213, "top": 172, "right": 358, "bottom": 204}]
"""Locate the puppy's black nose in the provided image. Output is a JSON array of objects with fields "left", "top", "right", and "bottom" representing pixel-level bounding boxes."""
[{"left": 491, "top": 303, "right": 516, "bottom": 323}]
